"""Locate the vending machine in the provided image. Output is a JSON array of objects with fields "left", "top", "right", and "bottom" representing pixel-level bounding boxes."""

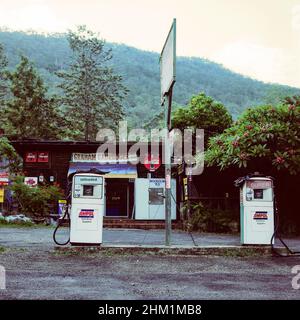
[{"left": 134, "top": 178, "right": 176, "bottom": 220}]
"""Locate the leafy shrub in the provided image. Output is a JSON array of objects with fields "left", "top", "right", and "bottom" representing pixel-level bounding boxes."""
[
  {"left": 186, "top": 202, "right": 238, "bottom": 233},
  {"left": 9, "top": 176, "right": 64, "bottom": 218},
  {"left": 172, "top": 92, "right": 233, "bottom": 145},
  {"left": 206, "top": 97, "right": 300, "bottom": 174}
]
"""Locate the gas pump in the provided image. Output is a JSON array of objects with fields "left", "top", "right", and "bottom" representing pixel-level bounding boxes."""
[
  {"left": 53, "top": 172, "right": 105, "bottom": 246},
  {"left": 70, "top": 173, "right": 104, "bottom": 245},
  {"left": 235, "top": 174, "right": 274, "bottom": 245}
]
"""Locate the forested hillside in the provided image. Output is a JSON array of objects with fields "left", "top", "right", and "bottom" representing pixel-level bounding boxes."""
[{"left": 0, "top": 29, "right": 299, "bottom": 126}]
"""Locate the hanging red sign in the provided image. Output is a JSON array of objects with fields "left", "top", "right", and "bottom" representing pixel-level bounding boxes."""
[
  {"left": 144, "top": 154, "right": 161, "bottom": 172},
  {"left": 25, "top": 152, "right": 37, "bottom": 163},
  {"left": 38, "top": 152, "right": 49, "bottom": 163}
]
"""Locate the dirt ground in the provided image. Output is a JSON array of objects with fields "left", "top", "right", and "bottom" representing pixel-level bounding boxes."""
[{"left": 0, "top": 227, "right": 300, "bottom": 300}]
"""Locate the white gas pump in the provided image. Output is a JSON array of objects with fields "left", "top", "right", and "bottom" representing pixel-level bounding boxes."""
[
  {"left": 236, "top": 175, "right": 274, "bottom": 245},
  {"left": 69, "top": 173, "right": 105, "bottom": 245}
]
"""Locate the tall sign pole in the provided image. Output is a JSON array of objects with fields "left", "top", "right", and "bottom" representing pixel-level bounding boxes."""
[
  {"left": 160, "top": 19, "right": 176, "bottom": 246},
  {"left": 164, "top": 87, "right": 173, "bottom": 246}
]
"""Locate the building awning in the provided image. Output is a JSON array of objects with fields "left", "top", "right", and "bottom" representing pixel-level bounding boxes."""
[{"left": 68, "top": 162, "right": 137, "bottom": 179}]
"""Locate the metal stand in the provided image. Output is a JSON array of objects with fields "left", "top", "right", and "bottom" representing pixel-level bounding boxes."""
[{"left": 164, "top": 87, "right": 173, "bottom": 246}]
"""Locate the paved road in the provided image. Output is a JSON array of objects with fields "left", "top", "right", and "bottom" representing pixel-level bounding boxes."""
[
  {"left": 1, "top": 227, "right": 300, "bottom": 249},
  {"left": 0, "top": 227, "right": 242, "bottom": 248},
  {"left": 0, "top": 227, "right": 300, "bottom": 299}
]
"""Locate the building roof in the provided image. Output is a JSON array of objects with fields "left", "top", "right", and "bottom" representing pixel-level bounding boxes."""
[{"left": 11, "top": 139, "right": 161, "bottom": 147}]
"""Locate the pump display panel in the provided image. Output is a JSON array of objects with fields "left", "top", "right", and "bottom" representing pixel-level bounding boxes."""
[
  {"left": 73, "top": 175, "right": 103, "bottom": 199},
  {"left": 253, "top": 189, "right": 263, "bottom": 199},
  {"left": 83, "top": 185, "right": 94, "bottom": 196},
  {"left": 246, "top": 180, "right": 273, "bottom": 202}
]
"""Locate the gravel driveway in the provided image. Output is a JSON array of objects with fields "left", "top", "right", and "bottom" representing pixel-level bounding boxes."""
[{"left": 0, "top": 227, "right": 300, "bottom": 300}]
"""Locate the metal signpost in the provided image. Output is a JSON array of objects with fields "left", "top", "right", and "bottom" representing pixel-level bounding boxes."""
[{"left": 160, "top": 18, "right": 176, "bottom": 246}]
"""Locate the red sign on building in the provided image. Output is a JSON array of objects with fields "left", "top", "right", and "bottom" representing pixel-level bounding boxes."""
[
  {"left": 25, "top": 152, "right": 37, "bottom": 163},
  {"left": 38, "top": 152, "right": 49, "bottom": 163},
  {"left": 25, "top": 152, "right": 49, "bottom": 163}
]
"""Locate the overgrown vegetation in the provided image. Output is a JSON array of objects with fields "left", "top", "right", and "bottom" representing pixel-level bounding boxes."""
[
  {"left": 206, "top": 96, "right": 300, "bottom": 174},
  {"left": 184, "top": 202, "right": 238, "bottom": 233},
  {"left": 8, "top": 176, "right": 64, "bottom": 218}
]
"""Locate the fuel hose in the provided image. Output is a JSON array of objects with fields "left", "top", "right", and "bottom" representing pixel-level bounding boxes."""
[
  {"left": 271, "top": 186, "right": 300, "bottom": 257},
  {"left": 53, "top": 206, "right": 70, "bottom": 246}
]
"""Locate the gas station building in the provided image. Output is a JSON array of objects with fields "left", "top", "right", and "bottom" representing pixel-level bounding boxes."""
[{"left": 12, "top": 140, "right": 181, "bottom": 223}]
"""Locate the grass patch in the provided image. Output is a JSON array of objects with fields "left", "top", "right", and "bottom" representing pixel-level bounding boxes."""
[
  {"left": 216, "top": 247, "right": 267, "bottom": 257},
  {"left": 52, "top": 247, "right": 153, "bottom": 258},
  {"left": 0, "top": 218, "right": 36, "bottom": 228},
  {"left": 0, "top": 217, "right": 55, "bottom": 228},
  {"left": 52, "top": 246, "right": 272, "bottom": 258},
  {"left": 0, "top": 247, "right": 28, "bottom": 254}
]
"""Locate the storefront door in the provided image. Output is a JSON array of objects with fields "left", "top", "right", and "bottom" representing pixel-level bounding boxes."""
[{"left": 105, "top": 181, "right": 128, "bottom": 217}]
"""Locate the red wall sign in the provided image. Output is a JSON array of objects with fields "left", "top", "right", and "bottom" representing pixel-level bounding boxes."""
[
  {"left": 25, "top": 152, "right": 37, "bottom": 163},
  {"left": 38, "top": 152, "right": 49, "bottom": 163},
  {"left": 25, "top": 152, "right": 49, "bottom": 163}
]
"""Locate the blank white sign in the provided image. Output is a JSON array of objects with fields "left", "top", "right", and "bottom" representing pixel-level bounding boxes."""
[{"left": 160, "top": 19, "right": 176, "bottom": 103}]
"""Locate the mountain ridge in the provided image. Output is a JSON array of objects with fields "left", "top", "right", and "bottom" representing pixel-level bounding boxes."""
[{"left": 0, "top": 29, "right": 299, "bottom": 126}]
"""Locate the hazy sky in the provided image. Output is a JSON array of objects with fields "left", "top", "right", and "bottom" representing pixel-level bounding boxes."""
[{"left": 0, "top": 0, "right": 300, "bottom": 87}]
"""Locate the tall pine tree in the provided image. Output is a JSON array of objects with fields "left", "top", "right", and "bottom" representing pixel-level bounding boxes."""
[
  {"left": 0, "top": 42, "right": 8, "bottom": 106},
  {"left": 57, "top": 25, "right": 127, "bottom": 141},
  {"left": 4, "top": 55, "right": 65, "bottom": 139}
]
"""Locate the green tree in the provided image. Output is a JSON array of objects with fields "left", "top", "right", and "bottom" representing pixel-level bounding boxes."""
[
  {"left": 172, "top": 92, "right": 233, "bottom": 144},
  {"left": 57, "top": 25, "right": 127, "bottom": 141},
  {"left": 0, "top": 42, "right": 8, "bottom": 105},
  {"left": 3, "top": 55, "right": 65, "bottom": 139},
  {"left": 143, "top": 110, "right": 165, "bottom": 130},
  {"left": 0, "top": 137, "right": 21, "bottom": 173},
  {"left": 206, "top": 98, "right": 300, "bottom": 174}
]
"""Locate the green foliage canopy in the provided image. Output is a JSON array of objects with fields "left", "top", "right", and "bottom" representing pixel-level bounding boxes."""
[
  {"left": 206, "top": 96, "right": 300, "bottom": 174},
  {"left": 0, "top": 136, "right": 21, "bottom": 173},
  {"left": 0, "top": 42, "right": 8, "bottom": 104},
  {"left": 172, "top": 92, "right": 233, "bottom": 144},
  {"left": 2, "top": 55, "right": 66, "bottom": 139}
]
